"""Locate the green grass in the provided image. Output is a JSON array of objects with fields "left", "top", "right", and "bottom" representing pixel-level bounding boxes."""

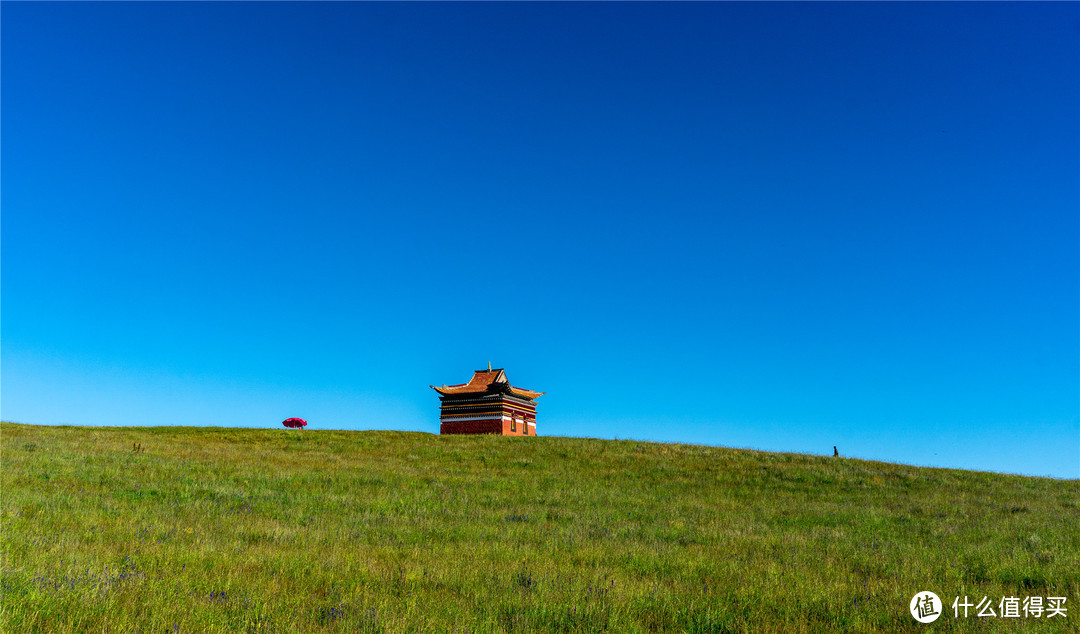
[{"left": 1, "top": 422, "right": 1077, "bottom": 632}]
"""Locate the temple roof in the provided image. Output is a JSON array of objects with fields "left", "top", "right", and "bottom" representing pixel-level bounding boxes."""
[{"left": 431, "top": 369, "right": 545, "bottom": 400}]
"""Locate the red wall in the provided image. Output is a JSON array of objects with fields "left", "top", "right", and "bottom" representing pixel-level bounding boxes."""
[
  {"left": 440, "top": 419, "right": 503, "bottom": 435},
  {"left": 501, "top": 417, "right": 521, "bottom": 436},
  {"left": 440, "top": 417, "right": 537, "bottom": 436},
  {"left": 500, "top": 416, "right": 536, "bottom": 436}
]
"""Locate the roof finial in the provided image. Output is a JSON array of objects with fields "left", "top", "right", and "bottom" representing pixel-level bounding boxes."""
[{"left": 488, "top": 361, "right": 492, "bottom": 372}]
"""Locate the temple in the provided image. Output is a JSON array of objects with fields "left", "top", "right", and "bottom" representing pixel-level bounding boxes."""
[{"left": 431, "top": 368, "right": 544, "bottom": 436}]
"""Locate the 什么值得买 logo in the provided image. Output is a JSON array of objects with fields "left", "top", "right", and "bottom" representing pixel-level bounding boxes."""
[{"left": 910, "top": 591, "right": 942, "bottom": 624}]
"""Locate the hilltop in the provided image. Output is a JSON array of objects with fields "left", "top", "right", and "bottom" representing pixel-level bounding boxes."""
[{"left": 1, "top": 423, "right": 1077, "bottom": 632}]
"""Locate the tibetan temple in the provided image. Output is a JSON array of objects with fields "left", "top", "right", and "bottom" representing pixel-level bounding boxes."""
[{"left": 431, "top": 367, "right": 544, "bottom": 436}]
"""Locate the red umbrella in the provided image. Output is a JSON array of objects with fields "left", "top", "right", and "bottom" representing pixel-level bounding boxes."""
[{"left": 282, "top": 417, "right": 308, "bottom": 429}]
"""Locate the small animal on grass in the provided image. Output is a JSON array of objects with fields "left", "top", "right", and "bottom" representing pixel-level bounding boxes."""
[{"left": 833, "top": 446, "right": 839, "bottom": 457}]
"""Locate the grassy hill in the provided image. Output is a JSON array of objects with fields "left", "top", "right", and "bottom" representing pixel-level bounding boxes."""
[{"left": 1, "top": 422, "right": 1077, "bottom": 632}]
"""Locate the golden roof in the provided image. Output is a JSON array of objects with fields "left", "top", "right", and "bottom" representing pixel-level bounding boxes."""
[{"left": 431, "top": 369, "right": 545, "bottom": 399}]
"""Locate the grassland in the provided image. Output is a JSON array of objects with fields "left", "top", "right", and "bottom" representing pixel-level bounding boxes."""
[{"left": 1, "top": 422, "right": 1077, "bottom": 632}]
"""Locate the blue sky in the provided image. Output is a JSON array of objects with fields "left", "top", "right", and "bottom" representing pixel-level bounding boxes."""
[{"left": 2, "top": 2, "right": 1077, "bottom": 478}]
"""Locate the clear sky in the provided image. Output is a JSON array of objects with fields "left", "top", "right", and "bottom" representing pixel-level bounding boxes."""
[{"left": 2, "top": 2, "right": 1077, "bottom": 478}]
